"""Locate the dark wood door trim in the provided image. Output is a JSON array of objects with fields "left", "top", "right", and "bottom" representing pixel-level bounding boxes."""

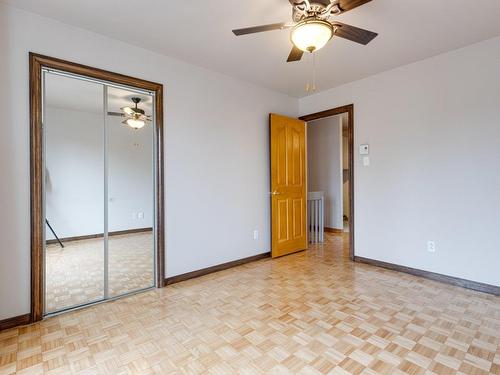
[
  {"left": 29, "top": 53, "right": 165, "bottom": 323},
  {"left": 299, "top": 104, "right": 355, "bottom": 260}
]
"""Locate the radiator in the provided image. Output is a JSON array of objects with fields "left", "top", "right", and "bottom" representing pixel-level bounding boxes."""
[{"left": 308, "top": 191, "right": 324, "bottom": 243}]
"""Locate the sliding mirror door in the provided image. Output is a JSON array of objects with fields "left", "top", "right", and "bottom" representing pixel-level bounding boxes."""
[
  {"left": 43, "top": 70, "right": 156, "bottom": 315},
  {"left": 44, "top": 72, "right": 105, "bottom": 313},
  {"left": 106, "top": 87, "right": 155, "bottom": 297}
]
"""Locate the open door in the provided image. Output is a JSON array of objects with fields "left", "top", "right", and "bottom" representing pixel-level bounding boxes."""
[{"left": 270, "top": 114, "right": 308, "bottom": 258}]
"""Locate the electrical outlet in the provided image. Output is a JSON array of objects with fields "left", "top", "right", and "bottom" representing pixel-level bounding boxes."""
[
  {"left": 253, "top": 230, "right": 259, "bottom": 240},
  {"left": 138, "top": 212, "right": 144, "bottom": 219},
  {"left": 427, "top": 241, "right": 436, "bottom": 253}
]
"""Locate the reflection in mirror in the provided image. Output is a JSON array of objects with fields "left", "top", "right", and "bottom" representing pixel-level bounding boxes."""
[
  {"left": 43, "top": 71, "right": 156, "bottom": 315},
  {"left": 106, "top": 87, "right": 154, "bottom": 296},
  {"left": 44, "top": 72, "right": 105, "bottom": 313}
]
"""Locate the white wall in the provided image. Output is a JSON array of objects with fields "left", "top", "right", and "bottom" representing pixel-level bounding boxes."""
[
  {"left": 45, "top": 107, "right": 104, "bottom": 239},
  {"left": 45, "top": 107, "right": 154, "bottom": 240},
  {"left": 307, "top": 115, "right": 343, "bottom": 229},
  {"left": 0, "top": 4, "right": 298, "bottom": 319},
  {"left": 300, "top": 36, "right": 500, "bottom": 287},
  {"left": 107, "top": 115, "right": 154, "bottom": 233},
  {"left": 342, "top": 122, "right": 350, "bottom": 221}
]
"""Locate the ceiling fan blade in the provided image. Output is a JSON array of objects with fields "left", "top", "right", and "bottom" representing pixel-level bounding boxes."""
[
  {"left": 287, "top": 45, "right": 304, "bottom": 62},
  {"left": 336, "top": 0, "right": 372, "bottom": 13},
  {"left": 107, "top": 111, "right": 124, "bottom": 117},
  {"left": 232, "top": 22, "right": 291, "bottom": 36},
  {"left": 332, "top": 22, "right": 378, "bottom": 45},
  {"left": 121, "top": 106, "right": 135, "bottom": 116}
]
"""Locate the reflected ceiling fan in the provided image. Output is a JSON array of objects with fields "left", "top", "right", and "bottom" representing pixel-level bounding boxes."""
[
  {"left": 232, "top": 0, "right": 378, "bottom": 62},
  {"left": 108, "top": 97, "right": 151, "bottom": 129}
]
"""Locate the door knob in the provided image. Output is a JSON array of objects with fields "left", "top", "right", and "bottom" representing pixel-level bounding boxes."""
[{"left": 270, "top": 191, "right": 281, "bottom": 196}]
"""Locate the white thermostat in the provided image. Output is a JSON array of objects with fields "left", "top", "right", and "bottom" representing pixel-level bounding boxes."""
[{"left": 359, "top": 144, "right": 369, "bottom": 155}]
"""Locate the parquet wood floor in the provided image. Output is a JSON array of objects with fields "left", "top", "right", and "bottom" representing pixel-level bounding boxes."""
[{"left": 1, "top": 234, "right": 499, "bottom": 374}]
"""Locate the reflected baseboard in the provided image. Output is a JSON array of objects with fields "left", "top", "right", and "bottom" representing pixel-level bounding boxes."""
[
  {"left": 46, "top": 227, "right": 153, "bottom": 245},
  {"left": 325, "top": 227, "right": 343, "bottom": 233}
]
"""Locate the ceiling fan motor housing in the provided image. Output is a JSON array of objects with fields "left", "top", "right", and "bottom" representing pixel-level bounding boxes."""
[{"left": 292, "top": 0, "right": 342, "bottom": 22}]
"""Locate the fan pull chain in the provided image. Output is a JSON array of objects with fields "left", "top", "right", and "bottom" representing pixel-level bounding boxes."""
[
  {"left": 133, "top": 128, "right": 140, "bottom": 148},
  {"left": 305, "top": 52, "right": 317, "bottom": 93},
  {"left": 312, "top": 51, "right": 317, "bottom": 92}
]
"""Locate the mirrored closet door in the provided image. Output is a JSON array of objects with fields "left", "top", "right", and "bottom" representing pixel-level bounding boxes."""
[
  {"left": 107, "top": 87, "right": 154, "bottom": 298},
  {"left": 43, "top": 70, "right": 155, "bottom": 315}
]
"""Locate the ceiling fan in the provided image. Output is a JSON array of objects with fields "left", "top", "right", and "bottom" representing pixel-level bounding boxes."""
[
  {"left": 232, "top": 0, "right": 378, "bottom": 62},
  {"left": 108, "top": 97, "right": 151, "bottom": 129}
]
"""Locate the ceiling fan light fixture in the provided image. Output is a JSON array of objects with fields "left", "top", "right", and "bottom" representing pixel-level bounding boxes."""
[
  {"left": 291, "top": 19, "right": 333, "bottom": 53},
  {"left": 123, "top": 118, "right": 146, "bottom": 129},
  {"left": 120, "top": 97, "right": 150, "bottom": 129}
]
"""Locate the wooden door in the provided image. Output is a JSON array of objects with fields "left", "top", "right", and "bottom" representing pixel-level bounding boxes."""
[{"left": 270, "top": 113, "right": 308, "bottom": 257}]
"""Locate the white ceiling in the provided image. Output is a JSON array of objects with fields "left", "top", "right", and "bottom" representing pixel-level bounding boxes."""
[
  {"left": 5, "top": 0, "right": 500, "bottom": 97},
  {"left": 45, "top": 73, "right": 153, "bottom": 114}
]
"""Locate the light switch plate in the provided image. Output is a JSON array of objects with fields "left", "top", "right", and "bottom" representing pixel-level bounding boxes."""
[
  {"left": 359, "top": 144, "right": 369, "bottom": 155},
  {"left": 363, "top": 156, "right": 370, "bottom": 167}
]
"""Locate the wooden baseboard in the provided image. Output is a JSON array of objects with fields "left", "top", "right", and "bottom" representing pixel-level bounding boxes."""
[
  {"left": 354, "top": 256, "right": 500, "bottom": 296},
  {"left": 46, "top": 227, "right": 153, "bottom": 245},
  {"left": 324, "top": 227, "right": 343, "bottom": 233},
  {"left": 165, "top": 252, "right": 271, "bottom": 286},
  {"left": 0, "top": 313, "right": 31, "bottom": 331}
]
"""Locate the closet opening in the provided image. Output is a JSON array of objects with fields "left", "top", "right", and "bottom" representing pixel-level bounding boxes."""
[{"left": 30, "top": 53, "right": 164, "bottom": 321}]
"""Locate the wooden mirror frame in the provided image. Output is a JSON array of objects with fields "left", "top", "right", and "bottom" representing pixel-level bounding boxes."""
[{"left": 29, "top": 53, "right": 165, "bottom": 322}]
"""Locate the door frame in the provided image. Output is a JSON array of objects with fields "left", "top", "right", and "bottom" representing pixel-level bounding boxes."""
[
  {"left": 299, "top": 104, "right": 355, "bottom": 260},
  {"left": 29, "top": 53, "right": 165, "bottom": 322}
]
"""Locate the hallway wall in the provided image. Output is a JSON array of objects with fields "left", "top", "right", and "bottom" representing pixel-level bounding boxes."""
[{"left": 307, "top": 115, "right": 343, "bottom": 230}]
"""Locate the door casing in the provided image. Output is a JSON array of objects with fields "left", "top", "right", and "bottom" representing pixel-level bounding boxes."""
[{"left": 29, "top": 53, "right": 165, "bottom": 322}]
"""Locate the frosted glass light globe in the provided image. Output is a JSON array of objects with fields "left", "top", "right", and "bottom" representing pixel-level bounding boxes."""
[
  {"left": 291, "top": 19, "right": 333, "bottom": 52},
  {"left": 124, "top": 118, "right": 146, "bottom": 129}
]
